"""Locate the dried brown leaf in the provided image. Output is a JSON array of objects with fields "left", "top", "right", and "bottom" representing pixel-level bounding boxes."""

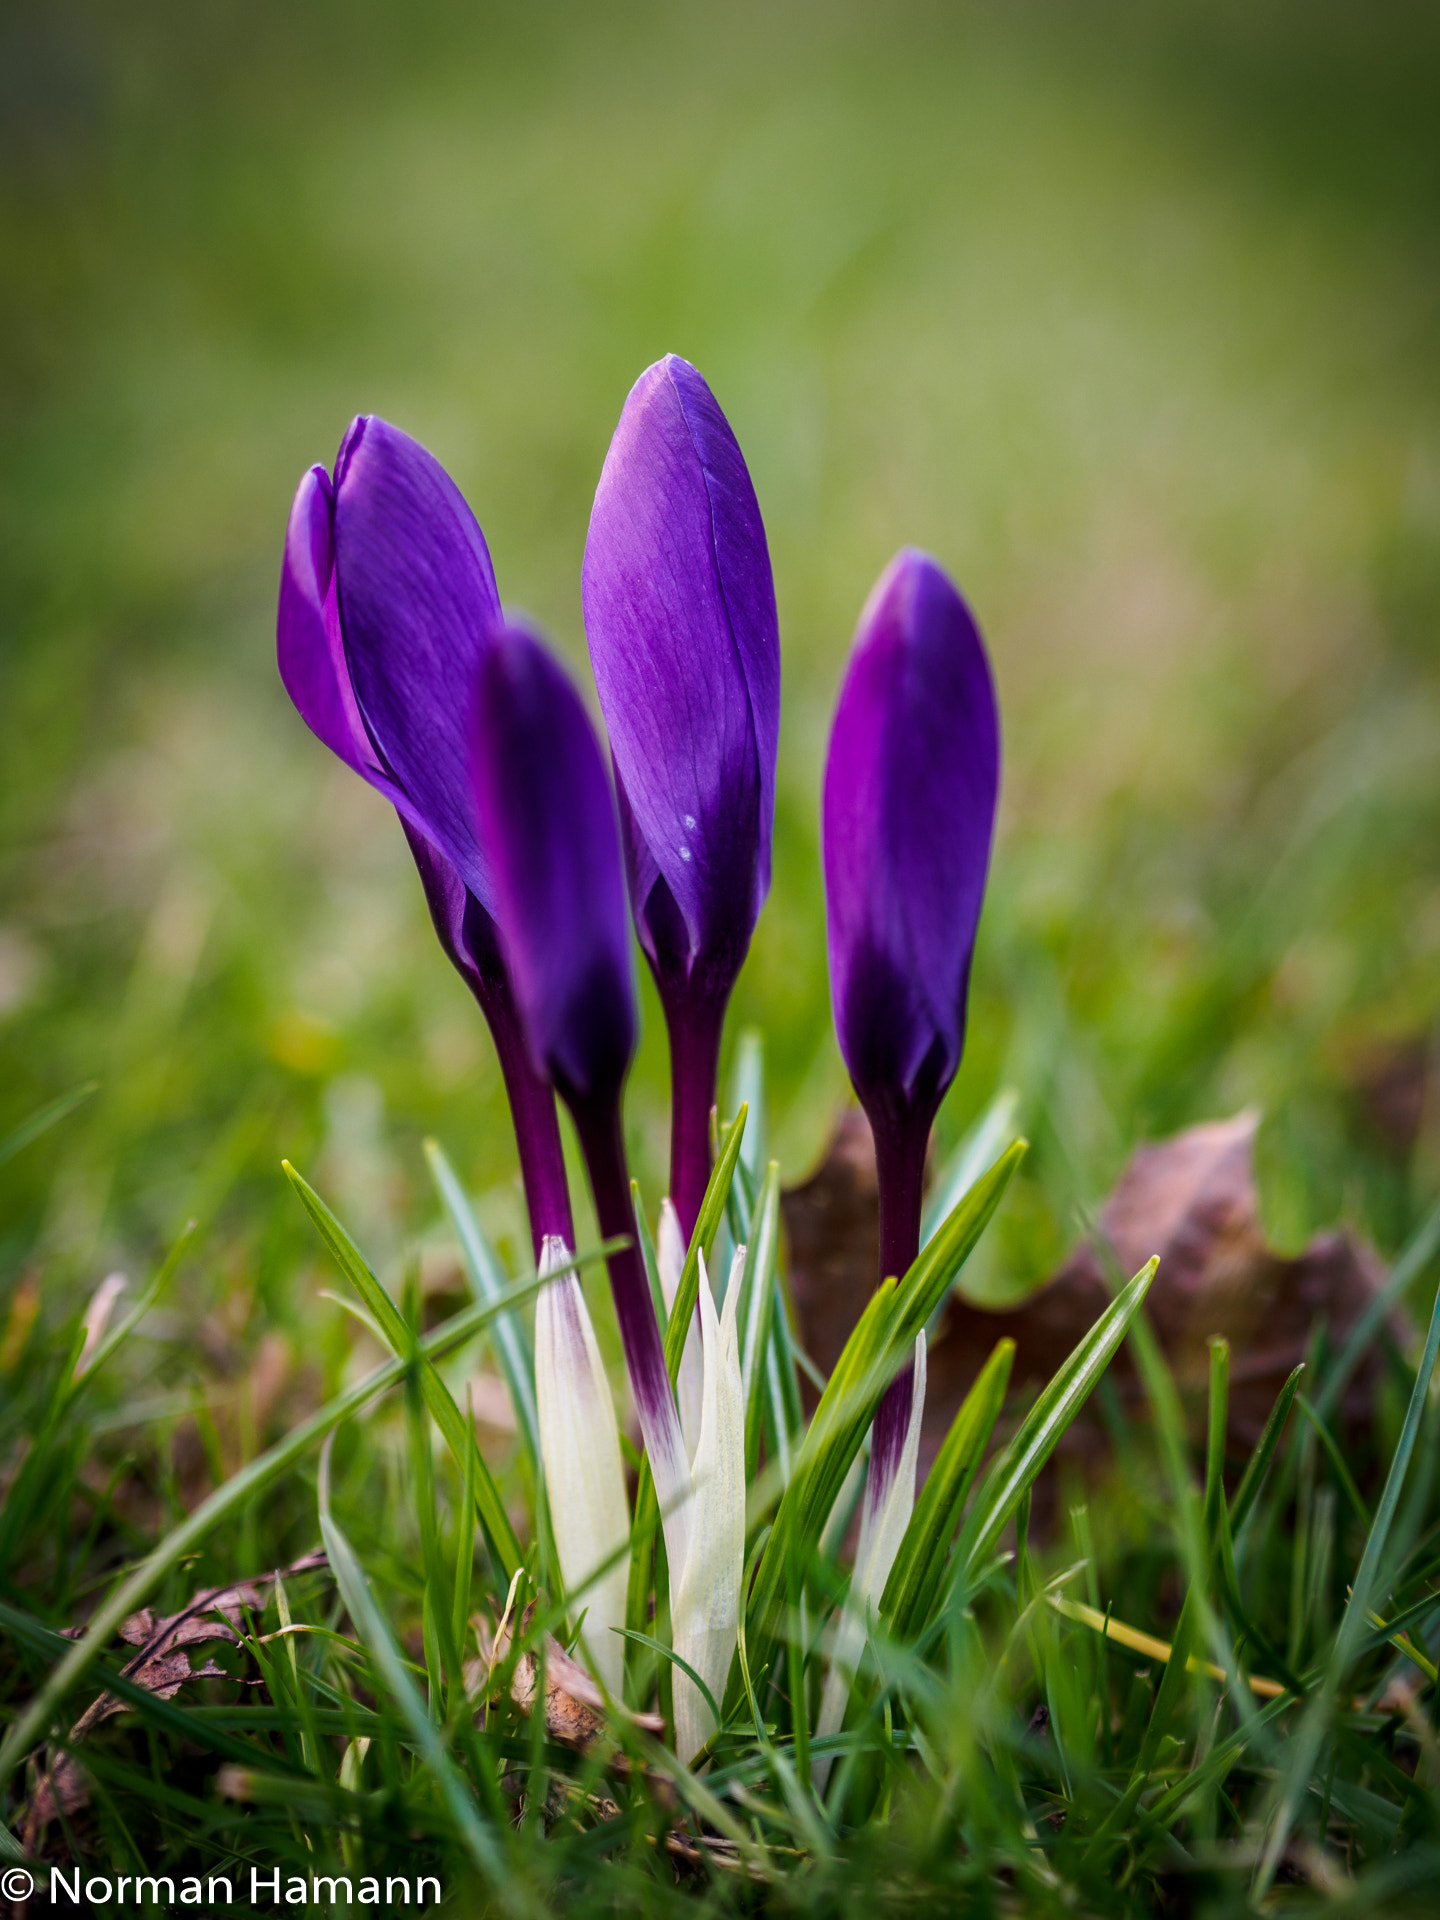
[
  {"left": 20, "top": 1549, "right": 329, "bottom": 1840},
  {"left": 785, "top": 1107, "right": 1405, "bottom": 1525},
  {"left": 474, "top": 1601, "right": 664, "bottom": 1749},
  {"left": 21, "top": 1750, "right": 89, "bottom": 1844}
]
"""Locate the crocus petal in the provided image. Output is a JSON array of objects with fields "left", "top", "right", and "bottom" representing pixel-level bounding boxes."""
[
  {"left": 657, "top": 1198, "right": 704, "bottom": 1466},
  {"left": 583, "top": 355, "right": 780, "bottom": 985},
  {"left": 398, "top": 817, "right": 504, "bottom": 990},
  {"left": 671, "top": 1248, "right": 747, "bottom": 1764},
  {"left": 822, "top": 550, "right": 999, "bottom": 1109},
  {"left": 278, "top": 423, "right": 507, "bottom": 911},
  {"left": 533, "top": 1237, "right": 631, "bottom": 1701},
  {"left": 331, "top": 416, "right": 503, "bottom": 910},
  {"left": 470, "top": 624, "right": 684, "bottom": 1511},
  {"left": 278, "top": 464, "right": 394, "bottom": 789},
  {"left": 812, "top": 1332, "right": 927, "bottom": 1791},
  {"left": 276, "top": 425, "right": 577, "bottom": 1257},
  {"left": 470, "top": 625, "right": 638, "bottom": 1104}
]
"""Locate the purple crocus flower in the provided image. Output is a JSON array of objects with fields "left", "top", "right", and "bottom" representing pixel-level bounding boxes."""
[
  {"left": 822, "top": 548, "right": 1000, "bottom": 1499},
  {"left": 471, "top": 626, "right": 692, "bottom": 1541},
  {"left": 583, "top": 355, "right": 780, "bottom": 1243},
  {"left": 276, "top": 416, "right": 572, "bottom": 1255}
]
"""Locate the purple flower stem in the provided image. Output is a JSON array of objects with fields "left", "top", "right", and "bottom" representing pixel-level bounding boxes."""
[
  {"left": 567, "top": 1088, "right": 690, "bottom": 1509},
  {"left": 664, "top": 993, "right": 725, "bottom": 1249},
  {"left": 479, "top": 980, "right": 575, "bottom": 1262},
  {"left": 867, "top": 1107, "right": 931, "bottom": 1494}
]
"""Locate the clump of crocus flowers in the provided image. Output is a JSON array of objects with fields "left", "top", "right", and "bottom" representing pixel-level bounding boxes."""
[{"left": 277, "top": 354, "right": 999, "bottom": 1768}]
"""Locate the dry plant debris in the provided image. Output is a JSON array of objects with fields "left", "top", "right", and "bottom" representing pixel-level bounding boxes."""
[
  {"left": 21, "top": 1550, "right": 327, "bottom": 1845},
  {"left": 785, "top": 1108, "right": 1404, "bottom": 1496}
]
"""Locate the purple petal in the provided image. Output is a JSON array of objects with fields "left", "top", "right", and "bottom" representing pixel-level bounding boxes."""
[
  {"left": 582, "top": 355, "right": 779, "bottom": 987},
  {"left": 277, "top": 427, "right": 578, "bottom": 1257},
  {"left": 400, "top": 816, "right": 576, "bottom": 1252},
  {"left": 470, "top": 626, "right": 638, "bottom": 1102},
  {"left": 822, "top": 550, "right": 999, "bottom": 1108},
  {"left": 332, "top": 416, "right": 503, "bottom": 910},
  {"left": 277, "top": 465, "right": 385, "bottom": 784},
  {"left": 398, "top": 817, "right": 500, "bottom": 988}
]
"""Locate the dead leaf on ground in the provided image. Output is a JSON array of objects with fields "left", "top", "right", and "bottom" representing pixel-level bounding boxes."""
[
  {"left": 470, "top": 1601, "right": 665, "bottom": 1751},
  {"left": 784, "top": 1108, "right": 1407, "bottom": 1518},
  {"left": 21, "top": 1549, "right": 328, "bottom": 1847},
  {"left": 1346, "top": 1032, "right": 1434, "bottom": 1160}
]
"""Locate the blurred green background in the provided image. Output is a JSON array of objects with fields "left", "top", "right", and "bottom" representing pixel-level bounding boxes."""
[{"left": 3, "top": 0, "right": 1440, "bottom": 1354}]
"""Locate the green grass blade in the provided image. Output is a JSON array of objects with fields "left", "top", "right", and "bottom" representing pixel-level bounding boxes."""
[
  {"left": 0, "top": 1323, "right": 86, "bottom": 1574},
  {"left": 65, "top": 1221, "right": 198, "bottom": 1410},
  {"left": 630, "top": 1176, "right": 668, "bottom": 1329},
  {"left": 737, "top": 1142, "right": 1024, "bottom": 1702},
  {"left": 0, "top": 1272, "right": 558, "bottom": 1795},
  {"left": 451, "top": 1386, "right": 478, "bottom": 1705},
  {"left": 0, "top": 1598, "right": 310, "bottom": 1778},
  {"left": 624, "top": 1106, "right": 749, "bottom": 1657},
  {"left": 1314, "top": 1194, "right": 1440, "bottom": 1426},
  {"left": 1295, "top": 1394, "right": 1371, "bottom": 1528},
  {"left": 316, "top": 1444, "right": 515, "bottom": 1902},
  {"left": 284, "top": 1158, "right": 523, "bottom": 1581},
  {"left": 0, "top": 1218, "right": 197, "bottom": 1573},
  {"left": 424, "top": 1139, "right": 540, "bottom": 1468},
  {"left": 743, "top": 1161, "right": 783, "bottom": 1478},
  {"left": 624, "top": 1474, "right": 661, "bottom": 1646},
  {"left": 663, "top": 1105, "right": 748, "bottom": 1385},
  {"left": 954, "top": 1258, "right": 1157, "bottom": 1591},
  {"left": 0, "top": 1080, "right": 98, "bottom": 1169},
  {"left": 1229, "top": 1363, "right": 1304, "bottom": 1536},
  {"left": 1141, "top": 1691, "right": 1292, "bottom": 1835},
  {"left": 1134, "top": 1586, "right": 1199, "bottom": 1780},
  {"left": 728, "top": 1028, "right": 767, "bottom": 1187},
  {"left": 883, "top": 1338, "right": 1015, "bottom": 1637},
  {"left": 1257, "top": 1243, "right": 1440, "bottom": 1893},
  {"left": 1204, "top": 1337, "right": 1229, "bottom": 1546},
  {"left": 615, "top": 1628, "right": 722, "bottom": 1734},
  {"left": 920, "top": 1088, "right": 1020, "bottom": 1249}
]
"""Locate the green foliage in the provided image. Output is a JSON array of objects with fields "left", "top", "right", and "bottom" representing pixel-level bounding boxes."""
[
  {"left": 284, "top": 1158, "right": 524, "bottom": 1581},
  {"left": 881, "top": 1337, "right": 1014, "bottom": 1639},
  {"left": 735, "top": 1142, "right": 1025, "bottom": 1704},
  {"left": 4, "top": 2, "right": 1440, "bottom": 1910},
  {"left": 3, "top": 1086, "right": 1440, "bottom": 1914}
]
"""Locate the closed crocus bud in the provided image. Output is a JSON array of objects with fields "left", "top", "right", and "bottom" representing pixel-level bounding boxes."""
[
  {"left": 583, "top": 355, "right": 780, "bottom": 1244},
  {"left": 823, "top": 548, "right": 1000, "bottom": 1278},
  {"left": 821, "top": 549, "right": 1000, "bottom": 1603},
  {"left": 276, "top": 417, "right": 572, "bottom": 1256},
  {"left": 471, "top": 626, "right": 692, "bottom": 1558}
]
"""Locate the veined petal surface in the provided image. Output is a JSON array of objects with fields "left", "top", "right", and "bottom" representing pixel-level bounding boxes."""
[
  {"left": 330, "top": 416, "right": 503, "bottom": 909},
  {"left": 278, "top": 464, "right": 389, "bottom": 788},
  {"left": 278, "top": 417, "right": 505, "bottom": 914},
  {"left": 822, "top": 550, "right": 999, "bottom": 1108},
  {"left": 583, "top": 355, "right": 779, "bottom": 983},
  {"left": 277, "top": 422, "right": 577, "bottom": 1255},
  {"left": 470, "top": 626, "right": 638, "bottom": 1102}
]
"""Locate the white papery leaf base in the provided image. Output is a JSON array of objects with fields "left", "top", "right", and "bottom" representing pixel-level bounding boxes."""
[
  {"left": 534, "top": 1236, "right": 631, "bottom": 1701},
  {"left": 812, "top": 1331, "right": 928, "bottom": 1792}
]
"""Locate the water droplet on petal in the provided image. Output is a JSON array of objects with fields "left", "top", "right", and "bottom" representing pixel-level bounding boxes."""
[
  {"left": 679, "top": 846, "right": 692, "bottom": 862},
  {"left": 683, "top": 814, "right": 697, "bottom": 831}
]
